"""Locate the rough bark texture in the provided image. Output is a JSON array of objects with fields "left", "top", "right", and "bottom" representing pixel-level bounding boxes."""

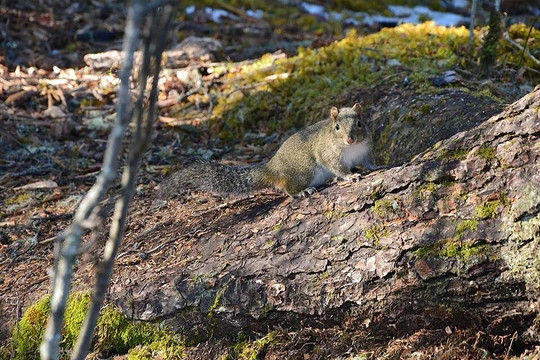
[{"left": 111, "top": 86, "right": 540, "bottom": 355}]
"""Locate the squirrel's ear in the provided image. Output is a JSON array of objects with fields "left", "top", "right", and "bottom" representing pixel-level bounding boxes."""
[
  {"left": 352, "top": 103, "right": 362, "bottom": 116},
  {"left": 330, "top": 107, "right": 338, "bottom": 122}
]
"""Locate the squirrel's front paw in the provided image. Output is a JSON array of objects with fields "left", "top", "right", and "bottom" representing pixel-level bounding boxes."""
[
  {"left": 345, "top": 173, "right": 363, "bottom": 182},
  {"left": 298, "top": 187, "right": 317, "bottom": 198}
]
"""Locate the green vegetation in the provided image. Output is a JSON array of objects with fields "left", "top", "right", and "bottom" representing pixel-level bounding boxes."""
[
  {"left": 373, "top": 198, "right": 400, "bottom": 218},
  {"left": 412, "top": 238, "right": 487, "bottom": 261},
  {"left": 365, "top": 224, "right": 389, "bottom": 244},
  {"left": 10, "top": 296, "right": 50, "bottom": 360},
  {"left": 438, "top": 240, "right": 487, "bottom": 261},
  {"left": 211, "top": 22, "right": 477, "bottom": 138},
  {"left": 324, "top": 210, "right": 345, "bottom": 219},
  {"left": 478, "top": 144, "right": 496, "bottom": 162},
  {"left": 440, "top": 148, "right": 469, "bottom": 161},
  {"left": 6, "top": 292, "right": 186, "bottom": 360},
  {"left": 454, "top": 219, "right": 479, "bottom": 239},
  {"left": 233, "top": 331, "right": 277, "bottom": 360},
  {"left": 419, "top": 103, "right": 432, "bottom": 114},
  {"left": 475, "top": 200, "right": 502, "bottom": 219},
  {"left": 5, "top": 192, "right": 33, "bottom": 205},
  {"left": 208, "top": 287, "right": 227, "bottom": 320}
]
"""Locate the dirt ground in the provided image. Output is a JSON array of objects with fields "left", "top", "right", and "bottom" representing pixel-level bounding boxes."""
[{"left": 2, "top": 1, "right": 540, "bottom": 358}]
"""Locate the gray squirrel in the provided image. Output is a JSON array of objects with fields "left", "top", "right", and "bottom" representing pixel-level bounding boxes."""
[{"left": 167, "top": 103, "right": 378, "bottom": 197}]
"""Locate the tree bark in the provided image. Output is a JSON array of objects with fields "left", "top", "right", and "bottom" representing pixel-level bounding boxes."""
[{"left": 111, "top": 86, "right": 540, "bottom": 352}]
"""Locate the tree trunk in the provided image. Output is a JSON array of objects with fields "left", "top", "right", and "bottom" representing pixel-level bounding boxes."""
[{"left": 110, "top": 86, "right": 540, "bottom": 356}]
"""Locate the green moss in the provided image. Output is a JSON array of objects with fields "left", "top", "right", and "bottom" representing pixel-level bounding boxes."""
[
  {"left": 411, "top": 242, "right": 439, "bottom": 259},
  {"left": 419, "top": 104, "right": 432, "bottom": 114},
  {"left": 208, "top": 287, "right": 227, "bottom": 320},
  {"left": 373, "top": 199, "right": 396, "bottom": 217},
  {"left": 63, "top": 292, "right": 91, "bottom": 348},
  {"left": 475, "top": 200, "right": 502, "bottom": 219},
  {"left": 418, "top": 13, "right": 432, "bottom": 23},
  {"left": 11, "top": 296, "right": 50, "bottom": 360},
  {"left": 477, "top": 88, "right": 502, "bottom": 102},
  {"left": 272, "top": 221, "right": 284, "bottom": 231},
  {"left": 413, "top": 182, "right": 438, "bottom": 200},
  {"left": 439, "top": 240, "right": 487, "bottom": 261},
  {"left": 402, "top": 112, "right": 416, "bottom": 122},
  {"left": 412, "top": 238, "right": 487, "bottom": 261},
  {"left": 234, "top": 331, "right": 277, "bottom": 360},
  {"left": 375, "top": 124, "right": 393, "bottom": 166},
  {"left": 324, "top": 210, "right": 345, "bottom": 219},
  {"left": 127, "top": 332, "right": 185, "bottom": 360},
  {"left": 365, "top": 224, "right": 389, "bottom": 244},
  {"left": 95, "top": 303, "right": 186, "bottom": 358},
  {"left": 6, "top": 192, "right": 32, "bottom": 205},
  {"left": 422, "top": 182, "right": 438, "bottom": 193},
  {"left": 440, "top": 148, "right": 468, "bottom": 161},
  {"left": 9, "top": 292, "right": 185, "bottom": 359},
  {"left": 454, "top": 219, "right": 479, "bottom": 239},
  {"left": 211, "top": 23, "right": 479, "bottom": 139},
  {"left": 478, "top": 145, "right": 496, "bottom": 162}
]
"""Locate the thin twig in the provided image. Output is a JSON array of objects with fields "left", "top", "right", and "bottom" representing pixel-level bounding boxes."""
[
  {"left": 505, "top": 331, "right": 518, "bottom": 359},
  {"left": 468, "top": 0, "right": 479, "bottom": 52},
  {"left": 70, "top": 4, "right": 175, "bottom": 360},
  {"left": 39, "top": 2, "right": 145, "bottom": 359},
  {"left": 503, "top": 30, "right": 540, "bottom": 67},
  {"left": 517, "top": 15, "right": 540, "bottom": 71}
]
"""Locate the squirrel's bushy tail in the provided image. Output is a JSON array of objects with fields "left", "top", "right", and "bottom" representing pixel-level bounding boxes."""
[{"left": 164, "top": 159, "right": 266, "bottom": 196}]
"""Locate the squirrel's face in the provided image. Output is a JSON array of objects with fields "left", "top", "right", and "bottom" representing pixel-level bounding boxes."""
[{"left": 330, "top": 103, "right": 369, "bottom": 147}]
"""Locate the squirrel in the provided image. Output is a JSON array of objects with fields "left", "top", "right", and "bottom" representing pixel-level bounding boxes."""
[{"left": 167, "top": 103, "right": 379, "bottom": 197}]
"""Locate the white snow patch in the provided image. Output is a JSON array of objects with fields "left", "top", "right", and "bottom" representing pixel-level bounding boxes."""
[
  {"left": 246, "top": 9, "right": 264, "bottom": 19},
  {"left": 204, "top": 7, "right": 238, "bottom": 23},
  {"left": 185, "top": 5, "right": 195, "bottom": 15},
  {"left": 344, "top": 17, "right": 361, "bottom": 26},
  {"left": 330, "top": 11, "right": 344, "bottom": 21},
  {"left": 301, "top": 2, "right": 328, "bottom": 20},
  {"left": 360, "top": 5, "right": 467, "bottom": 27},
  {"left": 452, "top": 0, "right": 468, "bottom": 8}
]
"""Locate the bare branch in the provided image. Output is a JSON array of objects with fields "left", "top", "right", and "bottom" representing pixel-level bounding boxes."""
[
  {"left": 503, "top": 30, "right": 540, "bottom": 68},
  {"left": 70, "top": 4, "right": 176, "bottom": 360},
  {"left": 469, "top": 0, "right": 479, "bottom": 52},
  {"left": 39, "top": 1, "right": 145, "bottom": 359}
]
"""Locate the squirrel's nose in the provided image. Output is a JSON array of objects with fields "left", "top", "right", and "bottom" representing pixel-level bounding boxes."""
[{"left": 347, "top": 137, "right": 355, "bottom": 144}]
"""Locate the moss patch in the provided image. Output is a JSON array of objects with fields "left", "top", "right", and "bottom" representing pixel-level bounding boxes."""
[
  {"left": 475, "top": 200, "right": 502, "bottom": 219},
  {"left": 454, "top": 219, "right": 479, "bottom": 240},
  {"left": 412, "top": 238, "right": 487, "bottom": 261},
  {"left": 211, "top": 22, "right": 478, "bottom": 138},
  {"left": 365, "top": 224, "right": 389, "bottom": 244},
  {"left": 478, "top": 144, "right": 496, "bottom": 162},
  {"left": 373, "top": 199, "right": 394, "bottom": 217},
  {"left": 8, "top": 292, "right": 186, "bottom": 360},
  {"left": 440, "top": 148, "right": 469, "bottom": 161},
  {"left": 10, "top": 296, "right": 51, "bottom": 360},
  {"left": 233, "top": 331, "right": 277, "bottom": 360}
]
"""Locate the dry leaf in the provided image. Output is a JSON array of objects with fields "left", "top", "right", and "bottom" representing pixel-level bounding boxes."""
[{"left": 15, "top": 180, "right": 58, "bottom": 190}]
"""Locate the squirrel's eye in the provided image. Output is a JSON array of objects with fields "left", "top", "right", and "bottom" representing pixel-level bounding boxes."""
[{"left": 335, "top": 124, "right": 340, "bottom": 131}]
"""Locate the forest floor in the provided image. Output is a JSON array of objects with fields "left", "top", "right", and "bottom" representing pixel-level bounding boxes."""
[{"left": 1, "top": 0, "right": 540, "bottom": 359}]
